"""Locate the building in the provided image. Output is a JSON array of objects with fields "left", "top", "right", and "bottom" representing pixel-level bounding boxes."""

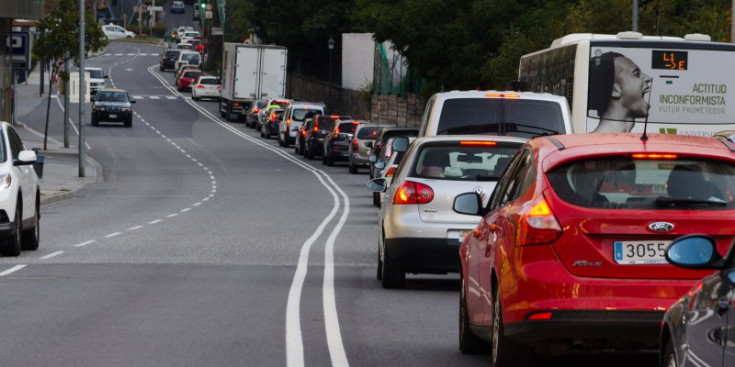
[{"left": 0, "top": 0, "right": 45, "bottom": 122}]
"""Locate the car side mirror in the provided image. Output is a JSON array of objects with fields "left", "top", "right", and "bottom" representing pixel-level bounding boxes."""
[
  {"left": 366, "top": 178, "right": 387, "bottom": 193},
  {"left": 130, "top": 99, "right": 136, "bottom": 104},
  {"left": 392, "top": 136, "right": 409, "bottom": 152},
  {"left": 104, "top": 75, "right": 109, "bottom": 78},
  {"left": 453, "top": 192, "right": 483, "bottom": 216},
  {"left": 374, "top": 161, "right": 386, "bottom": 170},
  {"left": 369, "top": 155, "right": 377, "bottom": 163},
  {"left": 665, "top": 234, "right": 725, "bottom": 270},
  {"left": 15, "top": 150, "right": 37, "bottom": 166}
]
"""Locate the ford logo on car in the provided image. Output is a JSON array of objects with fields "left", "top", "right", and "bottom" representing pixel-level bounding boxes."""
[{"left": 648, "top": 222, "right": 675, "bottom": 233}]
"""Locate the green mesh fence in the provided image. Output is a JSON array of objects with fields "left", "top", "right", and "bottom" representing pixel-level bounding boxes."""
[{"left": 374, "top": 42, "right": 424, "bottom": 95}]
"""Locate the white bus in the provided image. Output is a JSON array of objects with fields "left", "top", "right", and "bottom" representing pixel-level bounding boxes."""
[{"left": 518, "top": 32, "right": 735, "bottom": 136}]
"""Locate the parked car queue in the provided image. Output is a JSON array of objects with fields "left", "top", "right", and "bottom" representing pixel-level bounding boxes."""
[{"left": 185, "top": 82, "right": 735, "bottom": 366}]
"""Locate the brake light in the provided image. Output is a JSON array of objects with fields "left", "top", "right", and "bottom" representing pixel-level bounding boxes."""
[
  {"left": 197, "top": 85, "right": 204, "bottom": 89},
  {"left": 313, "top": 126, "right": 318, "bottom": 132},
  {"left": 517, "top": 196, "right": 561, "bottom": 246},
  {"left": 385, "top": 167, "right": 397, "bottom": 177},
  {"left": 287, "top": 118, "right": 291, "bottom": 127},
  {"left": 270, "top": 113, "right": 276, "bottom": 122},
  {"left": 234, "top": 102, "right": 240, "bottom": 107},
  {"left": 330, "top": 115, "right": 340, "bottom": 118},
  {"left": 460, "top": 141, "right": 498, "bottom": 146},
  {"left": 632, "top": 153, "right": 678, "bottom": 159},
  {"left": 253, "top": 108, "right": 260, "bottom": 113},
  {"left": 528, "top": 312, "right": 553, "bottom": 321},
  {"left": 352, "top": 140, "right": 359, "bottom": 150},
  {"left": 217, "top": 85, "right": 221, "bottom": 90},
  {"left": 485, "top": 93, "right": 520, "bottom": 98},
  {"left": 393, "top": 181, "right": 434, "bottom": 205},
  {"left": 335, "top": 128, "right": 340, "bottom": 134},
  {"left": 301, "top": 130, "right": 307, "bottom": 136}
]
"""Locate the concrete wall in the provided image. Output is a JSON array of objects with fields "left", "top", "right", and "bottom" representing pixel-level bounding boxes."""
[
  {"left": 0, "top": 0, "right": 45, "bottom": 20},
  {"left": 341, "top": 33, "right": 374, "bottom": 91}
]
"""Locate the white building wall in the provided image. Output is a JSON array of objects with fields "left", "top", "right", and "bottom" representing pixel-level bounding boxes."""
[{"left": 341, "top": 33, "right": 375, "bottom": 91}]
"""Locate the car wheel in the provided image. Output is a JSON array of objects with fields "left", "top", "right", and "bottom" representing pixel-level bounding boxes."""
[
  {"left": 159, "top": 66, "right": 164, "bottom": 71},
  {"left": 91, "top": 116, "right": 99, "bottom": 126},
  {"left": 663, "top": 339, "right": 678, "bottom": 367},
  {"left": 492, "top": 284, "right": 532, "bottom": 366},
  {"left": 326, "top": 154, "right": 334, "bottom": 167},
  {"left": 125, "top": 117, "right": 132, "bottom": 128},
  {"left": 260, "top": 130, "right": 265, "bottom": 138},
  {"left": 1, "top": 203, "right": 22, "bottom": 256},
  {"left": 21, "top": 194, "right": 40, "bottom": 251},
  {"left": 305, "top": 147, "right": 313, "bottom": 159},
  {"left": 373, "top": 192, "right": 380, "bottom": 208},
  {"left": 283, "top": 135, "right": 290, "bottom": 147},
  {"left": 459, "top": 277, "right": 489, "bottom": 354},
  {"left": 381, "top": 244, "right": 405, "bottom": 289},
  {"left": 376, "top": 248, "right": 383, "bottom": 281},
  {"left": 348, "top": 159, "right": 357, "bottom": 174}
]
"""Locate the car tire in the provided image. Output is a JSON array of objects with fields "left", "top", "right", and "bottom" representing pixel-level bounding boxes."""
[
  {"left": 459, "top": 277, "right": 489, "bottom": 354},
  {"left": 349, "top": 159, "right": 358, "bottom": 174},
  {"left": 492, "top": 284, "right": 533, "bottom": 366},
  {"left": 260, "top": 130, "right": 265, "bottom": 138},
  {"left": 283, "top": 135, "right": 290, "bottom": 147},
  {"left": 1, "top": 203, "right": 22, "bottom": 256},
  {"left": 373, "top": 192, "right": 380, "bottom": 208},
  {"left": 305, "top": 147, "right": 313, "bottom": 159},
  {"left": 325, "top": 154, "right": 334, "bottom": 167},
  {"left": 381, "top": 244, "right": 405, "bottom": 289},
  {"left": 159, "top": 66, "right": 164, "bottom": 71},
  {"left": 21, "top": 194, "right": 40, "bottom": 251},
  {"left": 376, "top": 248, "right": 383, "bottom": 281},
  {"left": 91, "top": 116, "right": 99, "bottom": 126},
  {"left": 125, "top": 117, "right": 132, "bottom": 128},
  {"left": 663, "top": 339, "right": 678, "bottom": 367}
]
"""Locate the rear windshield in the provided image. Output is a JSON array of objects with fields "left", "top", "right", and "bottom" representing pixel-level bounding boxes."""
[
  {"left": 316, "top": 117, "right": 334, "bottom": 131},
  {"left": 181, "top": 53, "right": 200, "bottom": 62},
  {"left": 409, "top": 143, "right": 522, "bottom": 180},
  {"left": 292, "top": 108, "right": 322, "bottom": 122},
  {"left": 337, "top": 122, "right": 358, "bottom": 134},
  {"left": 184, "top": 71, "right": 201, "bottom": 78},
  {"left": 437, "top": 98, "right": 566, "bottom": 138},
  {"left": 357, "top": 126, "right": 382, "bottom": 139},
  {"left": 198, "top": 78, "right": 219, "bottom": 85},
  {"left": 165, "top": 51, "right": 179, "bottom": 58},
  {"left": 547, "top": 157, "right": 735, "bottom": 210},
  {"left": 87, "top": 69, "right": 104, "bottom": 78}
]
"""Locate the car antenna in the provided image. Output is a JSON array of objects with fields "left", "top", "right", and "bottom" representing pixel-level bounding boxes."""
[{"left": 640, "top": 84, "right": 653, "bottom": 141}]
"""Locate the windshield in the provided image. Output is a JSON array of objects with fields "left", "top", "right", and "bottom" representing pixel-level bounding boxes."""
[
  {"left": 96, "top": 91, "right": 127, "bottom": 102},
  {"left": 182, "top": 54, "right": 199, "bottom": 62},
  {"left": 337, "top": 122, "right": 358, "bottom": 134},
  {"left": 292, "top": 108, "right": 321, "bottom": 122},
  {"left": 198, "top": 78, "right": 219, "bottom": 85},
  {"left": 87, "top": 69, "right": 104, "bottom": 79},
  {"left": 357, "top": 126, "right": 382, "bottom": 139},
  {"left": 547, "top": 157, "right": 735, "bottom": 209},
  {"left": 437, "top": 98, "right": 566, "bottom": 138}
]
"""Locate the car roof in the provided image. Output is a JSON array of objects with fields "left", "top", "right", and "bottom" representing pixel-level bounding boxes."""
[
  {"left": 85, "top": 67, "right": 103, "bottom": 71},
  {"left": 430, "top": 89, "right": 567, "bottom": 102},
  {"left": 534, "top": 133, "right": 735, "bottom": 171},
  {"left": 412, "top": 135, "right": 529, "bottom": 146},
  {"left": 97, "top": 88, "right": 127, "bottom": 93}
]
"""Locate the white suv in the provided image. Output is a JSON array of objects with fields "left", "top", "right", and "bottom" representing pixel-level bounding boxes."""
[
  {"left": 0, "top": 121, "right": 40, "bottom": 256},
  {"left": 418, "top": 90, "right": 573, "bottom": 138},
  {"left": 279, "top": 102, "right": 325, "bottom": 147}
]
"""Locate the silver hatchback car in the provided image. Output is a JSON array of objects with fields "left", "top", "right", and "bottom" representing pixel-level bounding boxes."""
[
  {"left": 348, "top": 123, "right": 393, "bottom": 174},
  {"left": 367, "top": 135, "right": 527, "bottom": 288}
]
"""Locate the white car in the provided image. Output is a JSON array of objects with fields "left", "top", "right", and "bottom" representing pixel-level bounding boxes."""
[
  {"left": 191, "top": 76, "right": 221, "bottom": 101},
  {"left": 0, "top": 121, "right": 40, "bottom": 256},
  {"left": 85, "top": 67, "right": 107, "bottom": 95},
  {"left": 101, "top": 24, "right": 135, "bottom": 40},
  {"left": 174, "top": 50, "right": 201, "bottom": 72},
  {"left": 367, "top": 135, "right": 527, "bottom": 288},
  {"left": 279, "top": 102, "right": 325, "bottom": 147},
  {"left": 180, "top": 31, "right": 201, "bottom": 44}
]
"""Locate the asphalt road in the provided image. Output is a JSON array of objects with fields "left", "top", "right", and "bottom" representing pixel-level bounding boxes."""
[{"left": 0, "top": 10, "right": 660, "bottom": 367}]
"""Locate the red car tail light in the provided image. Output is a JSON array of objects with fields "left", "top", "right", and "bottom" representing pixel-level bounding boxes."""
[
  {"left": 393, "top": 181, "right": 434, "bottom": 205},
  {"left": 352, "top": 140, "right": 359, "bottom": 150},
  {"left": 234, "top": 102, "right": 240, "bottom": 107},
  {"left": 460, "top": 141, "right": 498, "bottom": 146},
  {"left": 527, "top": 312, "right": 553, "bottom": 321},
  {"left": 313, "top": 126, "right": 318, "bottom": 132},
  {"left": 216, "top": 85, "right": 222, "bottom": 90},
  {"left": 253, "top": 108, "right": 260, "bottom": 113},
  {"left": 517, "top": 196, "right": 562, "bottom": 246},
  {"left": 287, "top": 118, "right": 291, "bottom": 127},
  {"left": 485, "top": 93, "right": 520, "bottom": 98},
  {"left": 197, "top": 85, "right": 204, "bottom": 89},
  {"left": 632, "top": 153, "right": 679, "bottom": 159},
  {"left": 301, "top": 130, "right": 307, "bottom": 136},
  {"left": 385, "top": 167, "right": 397, "bottom": 177}
]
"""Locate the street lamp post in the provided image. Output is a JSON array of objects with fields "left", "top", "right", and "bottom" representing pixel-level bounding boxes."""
[{"left": 327, "top": 35, "right": 335, "bottom": 112}]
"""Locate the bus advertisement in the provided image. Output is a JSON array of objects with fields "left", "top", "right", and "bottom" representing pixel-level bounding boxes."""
[{"left": 519, "top": 32, "right": 735, "bottom": 136}]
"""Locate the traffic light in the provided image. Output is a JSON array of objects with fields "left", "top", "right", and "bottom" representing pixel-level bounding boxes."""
[{"left": 200, "top": 2, "right": 206, "bottom": 9}]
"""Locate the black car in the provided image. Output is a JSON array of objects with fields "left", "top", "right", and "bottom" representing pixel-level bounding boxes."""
[
  {"left": 323, "top": 120, "right": 359, "bottom": 166},
  {"left": 246, "top": 98, "right": 268, "bottom": 128},
  {"left": 368, "top": 126, "right": 419, "bottom": 178},
  {"left": 91, "top": 89, "right": 136, "bottom": 127},
  {"left": 261, "top": 109, "right": 284, "bottom": 139},
  {"left": 660, "top": 234, "right": 735, "bottom": 367},
  {"left": 160, "top": 50, "right": 180, "bottom": 71},
  {"left": 303, "top": 114, "right": 350, "bottom": 159}
]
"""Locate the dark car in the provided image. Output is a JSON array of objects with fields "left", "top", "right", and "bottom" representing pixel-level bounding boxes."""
[
  {"left": 660, "top": 234, "right": 735, "bottom": 367},
  {"left": 91, "top": 88, "right": 136, "bottom": 127},
  {"left": 261, "top": 108, "right": 284, "bottom": 139},
  {"left": 159, "top": 50, "right": 181, "bottom": 71},
  {"left": 246, "top": 98, "right": 268, "bottom": 128},
  {"left": 369, "top": 127, "right": 419, "bottom": 179},
  {"left": 323, "top": 119, "right": 360, "bottom": 166},
  {"left": 304, "top": 115, "right": 350, "bottom": 159},
  {"left": 170, "top": 1, "right": 185, "bottom": 13}
]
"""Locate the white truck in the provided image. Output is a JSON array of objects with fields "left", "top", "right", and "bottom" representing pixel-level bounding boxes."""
[{"left": 219, "top": 43, "right": 288, "bottom": 122}]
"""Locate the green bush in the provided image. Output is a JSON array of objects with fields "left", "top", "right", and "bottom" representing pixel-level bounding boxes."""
[{"left": 150, "top": 23, "right": 167, "bottom": 38}]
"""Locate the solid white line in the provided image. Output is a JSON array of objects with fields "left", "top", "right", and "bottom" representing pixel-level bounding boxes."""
[
  {"left": 74, "top": 240, "right": 96, "bottom": 247},
  {"left": 40, "top": 251, "right": 64, "bottom": 260},
  {"left": 149, "top": 219, "right": 162, "bottom": 224},
  {"left": 104, "top": 232, "right": 122, "bottom": 238},
  {"left": 166, "top": 213, "right": 178, "bottom": 218},
  {"left": 147, "top": 64, "right": 351, "bottom": 366},
  {"left": 0, "top": 264, "right": 27, "bottom": 276},
  {"left": 128, "top": 225, "right": 143, "bottom": 231},
  {"left": 180, "top": 208, "right": 190, "bottom": 213}
]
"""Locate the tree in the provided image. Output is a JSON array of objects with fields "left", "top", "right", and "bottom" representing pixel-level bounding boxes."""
[{"left": 34, "top": 0, "right": 107, "bottom": 150}]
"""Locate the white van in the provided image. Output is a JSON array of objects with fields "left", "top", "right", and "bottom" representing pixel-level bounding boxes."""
[
  {"left": 279, "top": 102, "right": 325, "bottom": 147},
  {"left": 417, "top": 90, "right": 573, "bottom": 138},
  {"left": 175, "top": 51, "right": 201, "bottom": 71}
]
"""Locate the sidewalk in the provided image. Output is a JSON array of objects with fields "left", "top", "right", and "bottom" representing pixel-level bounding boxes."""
[{"left": 13, "top": 62, "right": 102, "bottom": 206}]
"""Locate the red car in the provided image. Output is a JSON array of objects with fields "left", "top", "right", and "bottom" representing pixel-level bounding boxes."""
[
  {"left": 453, "top": 133, "right": 735, "bottom": 365},
  {"left": 177, "top": 70, "right": 202, "bottom": 91}
]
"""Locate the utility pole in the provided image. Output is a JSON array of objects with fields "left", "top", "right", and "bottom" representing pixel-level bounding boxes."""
[
  {"left": 138, "top": 1, "right": 143, "bottom": 35},
  {"left": 63, "top": 51, "right": 70, "bottom": 148},
  {"left": 632, "top": 0, "right": 639, "bottom": 32},
  {"left": 732, "top": 0, "right": 735, "bottom": 42},
  {"left": 79, "top": 0, "right": 86, "bottom": 177}
]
